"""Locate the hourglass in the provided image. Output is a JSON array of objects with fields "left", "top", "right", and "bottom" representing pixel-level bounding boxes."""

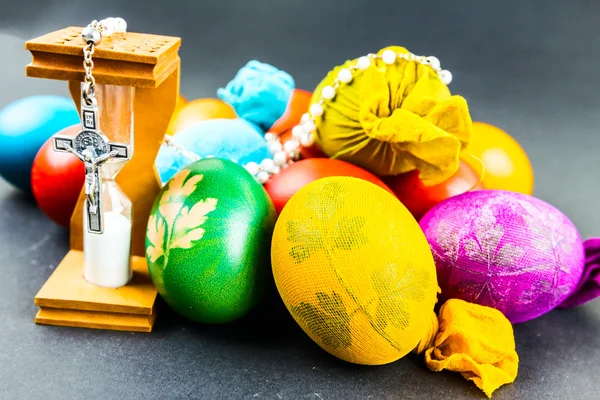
[{"left": 26, "top": 25, "right": 181, "bottom": 332}]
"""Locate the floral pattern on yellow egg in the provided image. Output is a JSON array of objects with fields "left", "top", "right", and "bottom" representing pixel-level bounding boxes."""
[{"left": 272, "top": 177, "right": 438, "bottom": 365}]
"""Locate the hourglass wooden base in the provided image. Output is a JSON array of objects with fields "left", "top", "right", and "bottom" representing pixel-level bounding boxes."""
[
  {"left": 34, "top": 250, "right": 157, "bottom": 332},
  {"left": 26, "top": 26, "right": 181, "bottom": 332}
]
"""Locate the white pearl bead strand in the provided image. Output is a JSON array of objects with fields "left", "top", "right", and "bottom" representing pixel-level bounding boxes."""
[
  {"left": 98, "top": 17, "right": 127, "bottom": 37},
  {"left": 244, "top": 50, "right": 453, "bottom": 183},
  {"left": 163, "top": 50, "right": 453, "bottom": 185}
]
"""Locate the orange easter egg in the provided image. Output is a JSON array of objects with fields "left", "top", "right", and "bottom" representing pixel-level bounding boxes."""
[
  {"left": 463, "top": 122, "right": 534, "bottom": 194},
  {"left": 166, "top": 98, "right": 237, "bottom": 135},
  {"left": 269, "top": 89, "right": 312, "bottom": 135}
]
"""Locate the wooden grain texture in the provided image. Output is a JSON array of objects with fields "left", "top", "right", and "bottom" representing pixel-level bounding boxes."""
[
  {"left": 35, "top": 308, "right": 156, "bottom": 333},
  {"left": 35, "top": 250, "right": 158, "bottom": 316},
  {"left": 25, "top": 27, "right": 181, "bottom": 88}
]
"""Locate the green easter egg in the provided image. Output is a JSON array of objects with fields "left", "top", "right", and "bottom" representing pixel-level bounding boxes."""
[{"left": 146, "top": 158, "right": 276, "bottom": 323}]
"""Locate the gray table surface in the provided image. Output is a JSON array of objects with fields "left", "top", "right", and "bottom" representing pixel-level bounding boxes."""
[{"left": 1, "top": 1, "right": 599, "bottom": 399}]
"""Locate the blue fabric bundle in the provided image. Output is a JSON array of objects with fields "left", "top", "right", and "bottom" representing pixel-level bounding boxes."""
[
  {"left": 217, "top": 61, "right": 294, "bottom": 133},
  {"left": 155, "top": 118, "right": 271, "bottom": 185}
]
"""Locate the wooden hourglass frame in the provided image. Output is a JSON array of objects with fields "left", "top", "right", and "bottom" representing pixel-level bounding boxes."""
[{"left": 25, "top": 27, "right": 181, "bottom": 332}]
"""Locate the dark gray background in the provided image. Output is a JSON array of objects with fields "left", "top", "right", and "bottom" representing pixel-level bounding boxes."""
[{"left": 1, "top": 1, "right": 599, "bottom": 399}]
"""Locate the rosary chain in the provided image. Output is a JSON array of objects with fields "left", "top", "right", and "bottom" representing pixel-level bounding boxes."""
[
  {"left": 163, "top": 134, "right": 202, "bottom": 162},
  {"left": 83, "top": 42, "right": 96, "bottom": 105},
  {"left": 81, "top": 18, "right": 127, "bottom": 105}
]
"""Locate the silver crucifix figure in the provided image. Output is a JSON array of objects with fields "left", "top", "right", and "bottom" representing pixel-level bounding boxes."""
[{"left": 53, "top": 98, "right": 130, "bottom": 234}]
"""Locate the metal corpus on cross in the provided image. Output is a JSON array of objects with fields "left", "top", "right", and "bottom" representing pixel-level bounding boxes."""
[{"left": 53, "top": 98, "right": 130, "bottom": 234}]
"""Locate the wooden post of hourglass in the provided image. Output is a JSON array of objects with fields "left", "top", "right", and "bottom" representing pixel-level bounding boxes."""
[{"left": 25, "top": 27, "right": 181, "bottom": 332}]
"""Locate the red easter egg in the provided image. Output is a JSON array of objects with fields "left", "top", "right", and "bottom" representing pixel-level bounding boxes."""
[
  {"left": 265, "top": 158, "right": 395, "bottom": 214},
  {"left": 269, "top": 89, "right": 312, "bottom": 135},
  {"left": 31, "top": 124, "right": 85, "bottom": 227},
  {"left": 384, "top": 160, "right": 484, "bottom": 221}
]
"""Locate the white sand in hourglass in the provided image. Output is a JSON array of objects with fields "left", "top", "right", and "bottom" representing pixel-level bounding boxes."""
[{"left": 83, "top": 208, "right": 132, "bottom": 288}]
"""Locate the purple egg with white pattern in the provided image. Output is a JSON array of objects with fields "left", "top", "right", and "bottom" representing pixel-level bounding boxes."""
[{"left": 420, "top": 190, "right": 585, "bottom": 323}]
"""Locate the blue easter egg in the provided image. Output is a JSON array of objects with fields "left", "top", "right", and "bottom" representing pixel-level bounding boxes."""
[
  {"left": 0, "top": 96, "right": 80, "bottom": 192},
  {"left": 156, "top": 118, "right": 271, "bottom": 185}
]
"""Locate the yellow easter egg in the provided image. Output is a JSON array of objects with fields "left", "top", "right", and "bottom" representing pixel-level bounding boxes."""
[
  {"left": 272, "top": 177, "right": 438, "bottom": 365},
  {"left": 166, "top": 98, "right": 237, "bottom": 135},
  {"left": 463, "top": 122, "right": 534, "bottom": 194}
]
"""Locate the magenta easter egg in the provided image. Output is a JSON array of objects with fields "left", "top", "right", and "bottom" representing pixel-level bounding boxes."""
[{"left": 420, "top": 190, "right": 584, "bottom": 323}]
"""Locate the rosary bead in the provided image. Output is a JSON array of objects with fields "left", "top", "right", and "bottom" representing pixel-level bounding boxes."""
[
  {"left": 114, "top": 17, "right": 127, "bottom": 33},
  {"left": 357, "top": 56, "right": 371, "bottom": 70},
  {"left": 101, "top": 18, "right": 115, "bottom": 37},
  {"left": 426, "top": 56, "right": 441, "bottom": 70},
  {"left": 302, "top": 119, "right": 316, "bottom": 133},
  {"left": 291, "top": 126, "right": 304, "bottom": 138},
  {"left": 264, "top": 132, "right": 278, "bottom": 142},
  {"left": 81, "top": 26, "right": 102, "bottom": 45},
  {"left": 309, "top": 103, "right": 324, "bottom": 118},
  {"left": 273, "top": 151, "right": 288, "bottom": 166},
  {"left": 244, "top": 161, "right": 259, "bottom": 176},
  {"left": 321, "top": 85, "right": 335, "bottom": 100},
  {"left": 284, "top": 139, "right": 300, "bottom": 153},
  {"left": 268, "top": 140, "right": 283, "bottom": 153},
  {"left": 382, "top": 49, "right": 397, "bottom": 65},
  {"left": 439, "top": 69, "right": 453, "bottom": 85},
  {"left": 260, "top": 158, "right": 277, "bottom": 173},
  {"left": 338, "top": 68, "right": 353, "bottom": 83},
  {"left": 300, "top": 133, "right": 315, "bottom": 147},
  {"left": 256, "top": 171, "right": 270, "bottom": 184}
]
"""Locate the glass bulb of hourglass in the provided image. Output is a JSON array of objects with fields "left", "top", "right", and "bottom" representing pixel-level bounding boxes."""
[{"left": 82, "top": 83, "right": 134, "bottom": 288}]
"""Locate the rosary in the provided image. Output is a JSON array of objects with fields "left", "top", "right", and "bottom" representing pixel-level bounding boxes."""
[
  {"left": 164, "top": 49, "right": 453, "bottom": 184},
  {"left": 52, "top": 18, "right": 130, "bottom": 234}
]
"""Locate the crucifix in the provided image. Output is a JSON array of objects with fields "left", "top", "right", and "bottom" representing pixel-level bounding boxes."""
[{"left": 53, "top": 100, "right": 130, "bottom": 234}]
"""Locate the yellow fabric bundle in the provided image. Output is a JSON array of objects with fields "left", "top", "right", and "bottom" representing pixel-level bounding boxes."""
[
  {"left": 425, "top": 300, "right": 519, "bottom": 398},
  {"left": 271, "top": 177, "right": 517, "bottom": 397},
  {"left": 311, "top": 46, "right": 473, "bottom": 185}
]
